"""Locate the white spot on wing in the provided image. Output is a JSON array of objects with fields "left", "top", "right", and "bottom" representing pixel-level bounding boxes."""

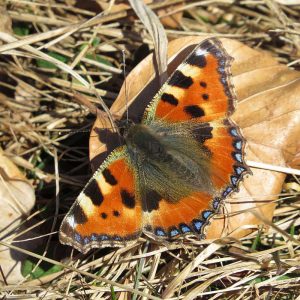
[
  {"left": 180, "top": 63, "right": 204, "bottom": 78},
  {"left": 95, "top": 173, "right": 112, "bottom": 195},
  {"left": 195, "top": 48, "right": 208, "bottom": 57},
  {"left": 78, "top": 193, "right": 95, "bottom": 217},
  {"left": 165, "top": 85, "right": 185, "bottom": 99},
  {"left": 67, "top": 215, "right": 76, "bottom": 227}
]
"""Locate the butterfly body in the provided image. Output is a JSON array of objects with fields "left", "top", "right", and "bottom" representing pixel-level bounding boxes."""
[
  {"left": 59, "top": 38, "right": 250, "bottom": 253},
  {"left": 126, "top": 122, "right": 214, "bottom": 203}
]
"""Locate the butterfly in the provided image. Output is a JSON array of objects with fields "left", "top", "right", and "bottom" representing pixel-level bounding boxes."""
[{"left": 59, "top": 38, "right": 250, "bottom": 253}]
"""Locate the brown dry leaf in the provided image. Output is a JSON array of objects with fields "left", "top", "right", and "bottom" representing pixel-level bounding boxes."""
[
  {"left": 90, "top": 36, "right": 300, "bottom": 242},
  {"left": 0, "top": 149, "right": 36, "bottom": 284}
]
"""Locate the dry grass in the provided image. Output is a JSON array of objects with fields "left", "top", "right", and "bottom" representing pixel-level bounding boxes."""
[{"left": 0, "top": 0, "right": 300, "bottom": 299}]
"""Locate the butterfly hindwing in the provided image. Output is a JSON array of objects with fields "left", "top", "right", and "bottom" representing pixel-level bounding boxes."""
[
  {"left": 143, "top": 191, "right": 213, "bottom": 239},
  {"left": 142, "top": 38, "right": 249, "bottom": 239},
  {"left": 59, "top": 147, "right": 142, "bottom": 253}
]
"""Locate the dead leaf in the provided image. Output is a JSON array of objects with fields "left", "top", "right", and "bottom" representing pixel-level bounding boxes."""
[
  {"left": 0, "top": 149, "right": 36, "bottom": 284},
  {"left": 89, "top": 36, "right": 300, "bottom": 242}
]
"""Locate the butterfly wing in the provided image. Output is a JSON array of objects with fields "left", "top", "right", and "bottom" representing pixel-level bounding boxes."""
[
  {"left": 142, "top": 38, "right": 249, "bottom": 239},
  {"left": 59, "top": 147, "right": 142, "bottom": 253},
  {"left": 144, "top": 38, "right": 235, "bottom": 124}
]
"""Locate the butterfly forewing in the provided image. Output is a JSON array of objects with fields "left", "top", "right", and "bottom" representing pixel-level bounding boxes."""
[{"left": 144, "top": 38, "right": 235, "bottom": 124}]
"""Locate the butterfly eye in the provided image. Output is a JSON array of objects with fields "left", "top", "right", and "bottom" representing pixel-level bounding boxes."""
[{"left": 118, "top": 119, "right": 135, "bottom": 137}]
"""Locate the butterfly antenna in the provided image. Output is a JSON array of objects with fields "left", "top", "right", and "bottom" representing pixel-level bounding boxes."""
[
  {"left": 122, "top": 49, "right": 129, "bottom": 125},
  {"left": 59, "top": 128, "right": 90, "bottom": 136}
]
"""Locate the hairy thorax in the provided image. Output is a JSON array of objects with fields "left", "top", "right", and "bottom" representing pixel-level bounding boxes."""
[{"left": 124, "top": 123, "right": 214, "bottom": 206}]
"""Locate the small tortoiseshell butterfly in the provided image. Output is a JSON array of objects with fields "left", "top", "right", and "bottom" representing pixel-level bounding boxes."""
[{"left": 59, "top": 38, "right": 250, "bottom": 253}]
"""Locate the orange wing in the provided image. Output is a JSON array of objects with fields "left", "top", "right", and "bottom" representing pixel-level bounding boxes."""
[
  {"left": 59, "top": 147, "right": 142, "bottom": 253},
  {"left": 144, "top": 38, "right": 234, "bottom": 124},
  {"left": 144, "top": 192, "right": 214, "bottom": 239},
  {"left": 142, "top": 38, "right": 249, "bottom": 239}
]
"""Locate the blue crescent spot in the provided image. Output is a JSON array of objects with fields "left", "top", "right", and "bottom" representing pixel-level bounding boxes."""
[
  {"left": 75, "top": 233, "right": 82, "bottom": 243},
  {"left": 231, "top": 176, "right": 238, "bottom": 186},
  {"left": 227, "top": 186, "right": 233, "bottom": 192},
  {"left": 213, "top": 198, "right": 220, "bottom": 210},
  {"left": 219, "top": 59, "right": 225, "bottom": 66},
  {"left": 155, "top": 228, "right": 166, "bottom": 236},
  {"left": 230, "top": 128, "right": 238, "bottom": 137},
  {"left": 203, "top": 211, "right": 213, "bottom": 220},
  {"left": 170, "top": 229, "right": 180, "bottom": 237},
  {"left": 180, "top": 224, "right": 191, "bottom": 233},
  {"left": 193, "top": 220, "right": 204, "bottom": 231},
  {"left": 235, "top": 166, "right": 246, "bottom": 175},
  {"left": 234, "top": 152, "right": 243, "bottom": 163},
  {"left": 222, "top": 186, "right": 233, "bottom": 197},
  {"left": 91, "top": 234, "right": 97, "bottom": 241},
  {"left": 84, "top": 237, "right": 89, "bottom": 244},
  {"left": 215, "top": 51, "right": 222, "bottom": 58},
  {"left": 235, "top": 140, "right": 242, "bottom": 150},
  {"left": 101, "top": 235, "right": 109, "bottom": 241}
]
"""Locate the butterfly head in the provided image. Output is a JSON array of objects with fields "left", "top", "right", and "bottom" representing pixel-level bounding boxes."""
[{"left": 117, "top": 118, "right": 136, "bottom": 137}]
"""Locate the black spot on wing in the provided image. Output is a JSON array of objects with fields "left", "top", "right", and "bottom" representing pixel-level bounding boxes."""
[
  {"left": 113, "top": 210, "right": 120, "bottom": 217},
  {"left": 103, "top": 168, "right": 117, "bottom": 185},
  {"left": 121, "top": 189, "right": 136, "bottom": 208},
  {"left": 192, "top": 123, "right": 213, "bottom": 144},
  {"left": 142, "top": 190, "right": 162, "bottom": 213},
  {"left": 200, "top": 81, "right": 207, "bottom": 88},
  {"left": 74, "top": 206, "right": 88, "bottom": 224},
  {"left": 184, "top": 105, "right": 205, "bottom": 118},
  {"left": 101, "top": 212, "right": 107, "bottom": 219},
  {"left": 161, "top": 93, "right": 178, "bottom": 106},
  {"left": 169, "top": 70, "right": 193, "bottom": 89},
  {"left": 202, "top": 93, "right": 209, "bottom": 100},
  {"left": 84, "top": 179, "right": 104, "bottom": 206},
  {"left": 186, "top": 53, "right": 207, "bottom": 68}
]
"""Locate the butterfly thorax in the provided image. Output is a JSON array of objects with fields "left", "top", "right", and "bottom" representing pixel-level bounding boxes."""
[
  {"left": 125, "top": 123, "right": 215, "bottom": 207},
  {"left": 125, "top": 124, "right": 168, "bottom": 161}
]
